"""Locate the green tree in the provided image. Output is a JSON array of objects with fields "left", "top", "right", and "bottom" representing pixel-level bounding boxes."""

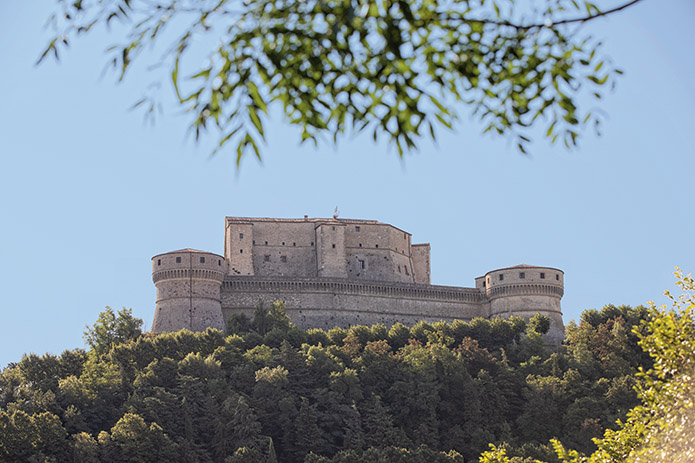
[
  {"left": 83, "top": 307, "right": 143, "bottom": 357},
  {"left": 42, "top": 0, "right": 643, "bottom": 162}
]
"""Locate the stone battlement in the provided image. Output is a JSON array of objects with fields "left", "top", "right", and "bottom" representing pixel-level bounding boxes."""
[{"left": 152, "top": 217, "right": 566, "bottom": 342}]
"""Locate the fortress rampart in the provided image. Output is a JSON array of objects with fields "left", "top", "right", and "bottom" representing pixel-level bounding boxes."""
[{"left": 152, "top": 217, "right": 566, "bottom": 343}]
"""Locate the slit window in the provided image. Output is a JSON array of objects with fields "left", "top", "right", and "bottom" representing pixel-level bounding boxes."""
[
  {"left": 281, "top": 256, "right": 287, "bottom": 263},
  {"left": 398, "top": 266, "right": 401, "bottom": 273},
  {"left": 519, "top": 272, "right": 525, "bottom": 279},
  {"left": 264, "top": 255, "right": 270, "bottom": 262},
  {"left": 405, "top": 267, "right": 409, "bottom": 275},
  {"left": 176, "top": 257, "right": 182, "bottom": 263},
  {"left": 218, "top": 260, "right": 221, "bottom": 266}
]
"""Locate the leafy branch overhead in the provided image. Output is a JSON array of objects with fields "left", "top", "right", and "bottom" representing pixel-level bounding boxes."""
[{"left": 42, "top": 0, "right": 642, "bottom": 162}]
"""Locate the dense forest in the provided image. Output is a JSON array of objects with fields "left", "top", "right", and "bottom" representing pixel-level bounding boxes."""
[{"left": 1, "top": 270, "right": 692, "bottom": 463}]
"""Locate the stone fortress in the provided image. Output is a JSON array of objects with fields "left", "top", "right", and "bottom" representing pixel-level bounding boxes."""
[{"left": 152, "top": 216, "right": 565, "bottom": 342}]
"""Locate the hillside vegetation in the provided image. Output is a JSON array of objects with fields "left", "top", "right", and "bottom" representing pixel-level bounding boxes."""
[{"left": 2, "top": 269, "right": 692, "bottom": 463}]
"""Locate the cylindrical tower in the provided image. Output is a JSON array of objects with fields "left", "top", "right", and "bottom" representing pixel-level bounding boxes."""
[
  {"left": 483, "top": 265, "right": 565, "bottom": 344},
  {"left": 151, "top": 249, "right": 226, "bottom": 333}
]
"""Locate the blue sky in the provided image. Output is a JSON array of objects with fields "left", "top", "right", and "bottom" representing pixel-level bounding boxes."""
[{"left": 1, "top": 1, "right": 693, "bottom": 368}]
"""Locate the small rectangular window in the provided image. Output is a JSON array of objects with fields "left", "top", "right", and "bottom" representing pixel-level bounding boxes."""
[
  {"left": 375, "top": 244, "right": 379, "bottom": 248},
  {"left": 332, "top": 244, "right": 336, "bottom": 248},
  {"left": 332, "top": 226, "right": 336, "bottom": 231},
  {"left": 499, "top": 274, "right": 504, "bottom": 281},
  {"left": 293, "top": 242, "right": 296, "bottom": 246},
  {"left": 176, "top": 257, "right": 182, "bottom": 263},
  {"left": 157, "top": 259, "right": 161, "bottom": 266},
  {"left": 358, "top": 259, "right": 365, "bottom": 269},
  {"left": 240, "top": 249, "right": 243, "bottom": 254},
  {"left": 311, "top": 242, "right": 314, "bottom": 246},
  {"left": 540, "top": 272, "right": 545, "bottom": 279},
  {"left": 218, "top": 260, "right": 221, "bottom": 266},
  {"left": 519, "top": 272, "right": 525, "bottom": 279},
  {"left": 264, "top": 255, "right": 270, "bottom": 262},
  {"left": 483, "top": 281, "right": 486, "bottom": 288},
  {"left": 355, "top": 226, "right": 360, "bottom": 232},
  {"left": 556, "top": 274, "right": 560, "bottom": 281},
  {"left": 359, "top": 243, "right": 362, "bottom": 248},
  {"left": 239, "top": 233, "right": 244, "bottom": 239},
  {"left": 405, "top": 267, "right": 409, "bottom": 275},
  {"left": 282, "top": 242, "right": 285, "bottom": 246},
  {"left": 252, "top": 240, "right": 255, "bottom": 245},
  {"left": 281, "top": 256, "right": 287, "bottom": 263},
  {"left": 265, "top": 241, "right": 268, "bottom": 245},
  {"left": 398, "top": 266, "right": 401, "bottom": 273},
  {"left": 200, "top": 257, "right": 205, "bottom": 263}
]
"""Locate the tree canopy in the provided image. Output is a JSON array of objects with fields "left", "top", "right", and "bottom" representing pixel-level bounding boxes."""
[{"left": 42, "top": 0, "right": 643, "bottom": 163}]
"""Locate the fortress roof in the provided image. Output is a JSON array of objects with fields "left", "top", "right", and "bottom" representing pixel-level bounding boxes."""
[{"left": 225, "top": 216, "right": 411, "bottom": 235}]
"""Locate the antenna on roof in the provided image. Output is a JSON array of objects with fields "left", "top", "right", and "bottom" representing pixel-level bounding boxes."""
[{"left": 333, "top": 206, "right": 340, "bottom": 219}]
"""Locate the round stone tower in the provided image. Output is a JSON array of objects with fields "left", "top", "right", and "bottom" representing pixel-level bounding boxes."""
[
  {"left": 151, "top": 249, "right": 226, "bottom": 333},
  {"left": 483, "top": 265, "right": 565, "bottom": 344}
]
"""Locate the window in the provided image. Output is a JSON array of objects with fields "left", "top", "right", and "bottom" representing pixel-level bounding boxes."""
[
  {"left": 405, "top": 267, "right": 409, "bottom": 275},
  {"left": 519, "top": 272, "right": 525, "bottom": 279},
  {"left": 332, "top": 226, "right": 335, "bottom": 231},
  {"left": 265, "top": 241, "right": 268, "bottom": 245},
  {"left": 218, "top": 260, "right": 221, "bottom": 266},
  {"left": 252, "top": 240, "right": 255, "bottom": 245},
  {"left": 239, "top": 233, "right": 244, "bottom": 239},
  {"left": 176, "top": 257, "right": 182, "bottom": 263},
  {"left": 293, "top": 242, "right": 296, "bottom": 246},
  {"left": 240, "top": 249, "right": 243, "bottom": 254},
  {"left": 375, "top": 244, "right": 379, "bottom": 248},
  {"left": 499, "top": 274, "right": 504, "bottom": 281},
  {"left": 483, "top": 281, "right": 486, "bottom": 288},
  {"left": 359, "top": 243, "right": 362, "bottom": 248},
  {"left": 398, "top": 266, "right": 401, "bottom": 273},
  {"left": 281, "top": 256, "right": 287, "bottom": 263},
  {"left": 200, "top": 257, "right": 206, "bottom": 263},
  {"left": 332, "top": 244, "right": 336, "bottom": 248},
  {"left": 157, "top": 259, "right": 161, "bottom": 266},
  {"left": 311, "top": 242, "right": 314, "bottom": 246},
  {"left": 264, "top": 255, "right": 270, "bottom": 262},
  {"left": 355, "top": 226, "right": 360, "bottom": 232},
  {"left": 556, "top": 274, "right": 560, "bottom": 281},
  {"left": 540, "top": 272, "right": 545, "bottom": 279},
  {"left": 282, "top": 242, "right": 285, "bottom": 246},
  {"left": 358, "top": 259, "right": 365, "bottom": 269}
]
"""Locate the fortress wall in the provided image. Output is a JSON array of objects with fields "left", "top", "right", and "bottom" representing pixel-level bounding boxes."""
[
  {"left": 412, "top": 244, "right": 431, "bottom": 284},
  {"left": 342, "top": 222, "right": 414, "bottom": 283},
  {"left": 316, "top": 223, "right": 348, "bottom": 278},
  {"left": 220, "top": 277, "right": 488, "bottom": 330},
  {"left": 226, "top": 222, "right": 254, "bottom": 275},
  {"left": 243, "top": 221, "right": 318, "bottom": 277}
]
